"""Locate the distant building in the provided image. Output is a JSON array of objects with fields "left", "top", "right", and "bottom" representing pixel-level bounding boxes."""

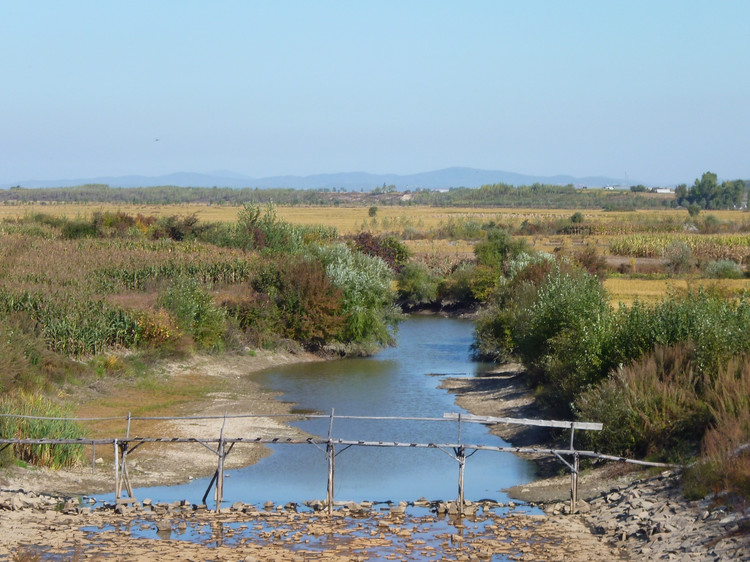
[{"left": 652, "top": 188, "right": 674, "bottom": 194}]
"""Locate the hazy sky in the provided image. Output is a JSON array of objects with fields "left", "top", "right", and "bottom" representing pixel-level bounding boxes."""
[{"left": 2, "top": 1, "right": 748, "bottom": 185}]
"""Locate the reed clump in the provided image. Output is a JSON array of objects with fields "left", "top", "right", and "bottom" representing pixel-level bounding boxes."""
[{"left": 0, "top": 393, "right": 84, "bottom": 469}]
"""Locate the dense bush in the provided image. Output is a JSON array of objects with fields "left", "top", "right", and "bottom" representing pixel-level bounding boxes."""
[
  {"left": 352, "top": 232, "right": 410, "bottom": 271},
  {"left": 473, "top": 228, "right": 528, "bottom": 271},
  {"left": 158, "top": 277, "right": 226, "bottom": 351},
  {"left": 664, "top": 241, "right": 693, "bottom": 274},
  {"left": 704, "top": 259, "right": 744, "bottom": 279},
  {"left": 439, "top": 263, "right": 481, "bottom": 305},
  {"left": 575, "top": 345, "right": 710, "bottom": 459},
  {"left": 311, "top": 243, "right": 399, "bottom": 352},
  {"left": 225, "top": 257, "right": 344, "bottom": 350},
  {"left": 396, "top": 262, "right": 440, "bottom": 306}
]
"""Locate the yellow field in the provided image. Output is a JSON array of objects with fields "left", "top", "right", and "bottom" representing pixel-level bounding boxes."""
[
  {"left": 3, "top": 202, "right": 748, "bottom": 304},
  {"left": 604, "top": 277, "right": 750, "bottom": 306},
  {"left": 2, "top": 202, "right": 748, "bottom": 235}
]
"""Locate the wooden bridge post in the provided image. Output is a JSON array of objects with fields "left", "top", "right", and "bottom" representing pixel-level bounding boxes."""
[
  {"left": 215, "top": 416, "right": 226, "bottom": 512},
  {"left": 571, "top": 452, "right": 579, "bottom": 513},
  {"left": 113, "top": 438, "right": 120, "bottom": 499},
  {"left": 457, "top": 447, "right": 466, "bottom": 513},
  {"left": 326, "top": 409, "right": 335, "bottom": 515},
  {"left": 119, "top": 413, "right": 134, "bottom": 501},
  {"left": 456, "top": 413, "right": 465, "bottom": 515}
]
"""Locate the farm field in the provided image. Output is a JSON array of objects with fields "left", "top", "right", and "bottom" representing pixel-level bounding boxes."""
[
  {"left": 604, "top": 277, "right": 750, "bottom": 306},
  {"left": 3, "top": 202, "right": 749, "bottom": 234},
  {"left": 2, "top": 203, "right": 749, "bottom": 306}
]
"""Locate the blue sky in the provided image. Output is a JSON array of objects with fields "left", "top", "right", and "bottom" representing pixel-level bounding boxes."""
[{"left": 1, "top": 1, "right": 748, "bottom": 185}]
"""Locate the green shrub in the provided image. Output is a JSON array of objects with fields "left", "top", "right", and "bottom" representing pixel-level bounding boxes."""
[
  {"left": 704, "top": 259, "right": 744, "bottom": 279},
  {"left": 396, "top": 262, "right": 439, "bottom": 306},
  {"left": 474, "top": 228, "right": 528, "bottom": 271},
  {"left": 61, "top": 219, "right": 98, "bottom": 239},
  {"left": 439, "top": 263, "right": 479, "bottom": 305},
  {"left": 311, "top": 243, "right": 399, "bottom": 351},
  {"left": 514, "top": 267, "right": 611, "bottom": 396},
  {"left": 158, "top": 277, "right": 226, "bottom": 351},
  {"left": 664, "top": 240, "right": 693, "bottom": 274}
]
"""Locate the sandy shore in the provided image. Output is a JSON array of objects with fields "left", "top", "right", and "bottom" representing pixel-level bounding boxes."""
[{"left": 0, "top": 348, "right": 326, "bottom": 496}]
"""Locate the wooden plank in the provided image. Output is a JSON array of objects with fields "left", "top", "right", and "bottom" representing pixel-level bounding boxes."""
[{"left": 443, "top": 413, "right": 603, "bottom": 431}]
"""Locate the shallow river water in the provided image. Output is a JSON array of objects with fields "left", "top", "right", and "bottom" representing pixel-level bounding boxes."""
[{"left": 120, "top": 316, "right": 537, "bottom": 506}]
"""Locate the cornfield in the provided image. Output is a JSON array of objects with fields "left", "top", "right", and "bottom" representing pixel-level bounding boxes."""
[{"left": 610, "top": 234, "right": 750, "bottom": 263}]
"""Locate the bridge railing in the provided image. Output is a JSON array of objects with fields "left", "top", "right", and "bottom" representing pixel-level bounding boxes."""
[{"left": 0, "top": 410, "right": 675, "bottom": 514}]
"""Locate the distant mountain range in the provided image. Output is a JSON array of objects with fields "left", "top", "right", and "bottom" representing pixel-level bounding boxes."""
[{"left": 2, "top": 167, "right": 630, "bottom": 190}]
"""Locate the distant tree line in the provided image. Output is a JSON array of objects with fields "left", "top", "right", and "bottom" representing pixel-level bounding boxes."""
[
  {"left": 674, "top": 172, "right": 747, "bottom": 210},
  {"left": 2, "top": 173, "right": 747, "bottom": 210}
]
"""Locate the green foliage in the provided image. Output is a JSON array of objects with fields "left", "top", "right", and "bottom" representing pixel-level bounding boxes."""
[
  {"left": 225, "top": 257, "right": 344, "bottom": 350},
  {"left": 311, "top": 243, "right": 399, "bottom": 351},
  {"left": 664, "top": 241, "right": 693, "bottom": 274},
  {"left": 158, "top": 277, "right": 226, "bottom": 351},
  {"left": 231, "top": 203, "right": 336, "bottom": 253},
  {"left": 676, "top": 172, "right": 746, "bottom": 210},
  {"left": 473, "top": 228, "right": 528, "bottom": 271},
  {"left": 439, "top": 263, "right": 481, "bottom": 305},
  {"left": 570, "top": 211, "right": 584, "bottom": 223},
  {"left": 513, "top": 266, "right": 611, "bottom": 405},
  {"left": 352, "top": 232, "right": 410, "bottom": 271},
  {"left": 396, "top": 262, "right": 440, "bottom": 306},
  {"left": 704, "top": 259, "right": 744, "bottom": 279},
  {"left": 0, "top": 315, "right": 89, "bottom": 392},
  {"left": 0, "top": 393, "right": 84, "bottom": 468},
  {"left": 0, "top": 291, "right": 141, "bottom": 356}
]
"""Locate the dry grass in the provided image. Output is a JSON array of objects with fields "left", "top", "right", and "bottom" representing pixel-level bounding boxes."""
[
  {"left": 605, "top": 277, "right": 750, "bottom": 306},
  {"left": 75, "top": 372, "right": 225, "bottom": 462},
  {"left": 6, "top": 203, "right": 746, "bottom": 234}
]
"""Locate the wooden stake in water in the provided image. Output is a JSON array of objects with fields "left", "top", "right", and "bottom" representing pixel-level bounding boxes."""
[
  {"left": 326, "top": 408, "right": 335, "bottom": 515},
  {"left": 457, "top": 413, "right": 465, "bottom": 515}
]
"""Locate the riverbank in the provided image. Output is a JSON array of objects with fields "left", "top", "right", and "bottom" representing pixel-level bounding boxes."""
[
  {"left": 0, "top": 348, "right": 326, "bottom": 496},
  {"left": 441, "top": 365, "right": 750, "bottom": 560},
  {"left": 1, "top": 337, "right": 748, "bottom": 560}
]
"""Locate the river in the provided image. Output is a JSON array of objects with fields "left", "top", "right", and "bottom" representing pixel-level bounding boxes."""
[{"left": 122, "top": 316, "right": 536, "bottom": 506}]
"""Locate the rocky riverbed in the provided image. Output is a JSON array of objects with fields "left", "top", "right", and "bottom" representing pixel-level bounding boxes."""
[{"left": 0, "top": 489, "right": 619, "bottom": 561}]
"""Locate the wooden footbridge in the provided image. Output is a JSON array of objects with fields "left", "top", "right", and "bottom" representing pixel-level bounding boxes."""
[{"left": 0, "top": 410, "right": 674, "bottom": 515}]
